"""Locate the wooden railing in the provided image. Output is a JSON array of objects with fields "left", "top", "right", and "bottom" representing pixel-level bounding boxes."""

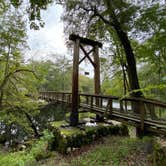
[
  {"left": 39, "top": 91, "right": 72, "bottom": 103},
  {"left": 39, "top": 91, "right": 166, "bottom": 135},
  {"left": 39, "top": 91, "right": 166, "bottom": 120}
]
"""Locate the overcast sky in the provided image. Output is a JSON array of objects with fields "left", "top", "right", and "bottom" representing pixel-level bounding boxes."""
[
  {"left": 25, "top": 3, "right": 94, "bottom": 76},
  {"left": 26, "top": 4, "right": 67, "bottom": 61}
]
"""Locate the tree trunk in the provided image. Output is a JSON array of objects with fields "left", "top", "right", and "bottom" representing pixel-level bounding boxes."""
[
  {"left": 108, "top": 9, "right": 145, "bottom": 136},
  {"left": 113, "top": 26, "right": 142, "bottom": 97}
]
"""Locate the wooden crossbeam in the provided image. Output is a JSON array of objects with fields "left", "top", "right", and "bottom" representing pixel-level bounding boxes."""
[
  {"left": 80, "top": 44, "right": 95, "bottom": 67},
  {"left": 69, "top": 34, "right": 102, "bottom": 48},
  {"left": 79, "top": 55, "right": 87, "bottom": 64},
  {"left": 79, "top": 48, "right": 94, "bottom": 64}
]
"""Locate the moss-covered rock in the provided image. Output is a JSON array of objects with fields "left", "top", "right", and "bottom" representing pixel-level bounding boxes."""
[{"left": 50, "top": 121, "right": 129, "bottom": 154}]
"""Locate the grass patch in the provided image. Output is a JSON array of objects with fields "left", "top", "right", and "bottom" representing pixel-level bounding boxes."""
[
  {"left": 79, "top": 112, "right": 96, "bottom": 120},
  {"left": 51, "top": 120, "right": 68, "bottom": 128},
  {"left": 69, "top": 136, "right": 138, "bottom": 166}
]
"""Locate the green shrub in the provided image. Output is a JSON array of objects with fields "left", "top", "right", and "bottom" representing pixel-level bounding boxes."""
[
  {"left": 0, "top": 130, "right": 54, "bottom": 166},
  {"left": 0, "top": 151, "right": 35, "bottom": 166}
]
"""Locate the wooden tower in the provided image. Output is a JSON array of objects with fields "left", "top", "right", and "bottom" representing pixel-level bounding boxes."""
[{"left": 69, "top": 34, "right": 102, "bottom": 126}]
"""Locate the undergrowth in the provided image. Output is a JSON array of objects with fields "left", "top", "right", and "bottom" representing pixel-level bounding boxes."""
[
  {"left": 69, "top": 137, "right": 138, "bottom": 166},
  {"left": 0, "top": 130, "right": 54, "bottom": 166},
  {"left": 40, "top": 136, "right": 166, "bottom": 166}
]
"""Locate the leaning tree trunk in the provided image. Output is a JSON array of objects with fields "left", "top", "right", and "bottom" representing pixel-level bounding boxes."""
[
  {"left": 114, "top": 26, "right": 142, "bottom": 97},
  {"left": 103, "top": 0, "right": 143, "bottom": 96},
  {"left": 112, "top": 22, "right": 146, "bottom": 137}
]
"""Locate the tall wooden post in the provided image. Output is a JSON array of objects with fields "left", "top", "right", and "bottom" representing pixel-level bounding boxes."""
[
  {"left": 70, "top": 38, "right": 80, "bottom": 126},
  {"left": 94, "top": 45, "right": 101, "bottom": 95},
  {"left": 94, "top": 45, "right": 103, "bottom": 121}
]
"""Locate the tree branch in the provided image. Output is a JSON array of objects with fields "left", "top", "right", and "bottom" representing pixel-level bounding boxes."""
[
  {"left": 81, "top": 5, "right": 114, "bottom": 27},
  {"left": 0, "top": 68, "right": 38, "bottom": 92}
]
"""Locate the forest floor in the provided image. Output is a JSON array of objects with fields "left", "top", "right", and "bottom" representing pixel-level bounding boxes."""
[{"left": 38, "top": 135, "right": 165, "bottom": 166}]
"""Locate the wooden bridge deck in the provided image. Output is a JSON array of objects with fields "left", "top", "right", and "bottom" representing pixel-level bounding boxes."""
[{"left": 39, "top": 91, "right": 166, "bottom": 136}]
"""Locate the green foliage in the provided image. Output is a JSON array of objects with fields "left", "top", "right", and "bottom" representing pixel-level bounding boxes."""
[
  {"left": 30, "top": 130, "right": 53, "bottom": 160},
  {"left": 0, "top": 151, "right": 35, "bottom": 166},
  {"left": 28, "top": 58, "right": 95, "bottom": 94},
  {"left": 137, "top": 63, "right": 166, "bottom": 100},
  {"left": 0, "top": 3, "right": 29, "bottom": 106},
  {"left": 9, "top": 0, "right": 54, "bottom": 29},
  {"left": 28, "top": 58, "right": 72, "bottom": 91},
  {"left": 102, "top": 76, "right": 123, "bottom": 96},
  {"left": 0, "top": 130, "right": 54, "bottom": 166},
  {"left": 79, "top": 75, "right": 94, "bottom": 93},
  {"left": 0, "top": 2, "right": 43, "bottom": 140}
]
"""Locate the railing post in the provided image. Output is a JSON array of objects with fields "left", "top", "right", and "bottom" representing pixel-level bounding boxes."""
[
  {"left": 46, "top": 92, "right": 48, "bottom": 101},
  {"left": 78, "top": 94, "right": 81, "bottom": 105},
  {"left": 91, "top": 96, "right": 93, "bottom": 108},
  {"left": 86, "top": 96, "right": 89, "bottom": 105},
  {"left": 57, "top": 93, "right": 59, "bottom": 101},
  {"left": 140, "top": 101, "right": 145, "bottom": 135},
  {"left": 62, "top": 93, "right": 65, "bottom": 102},
  {"left": 109, "top": 99, "right": 113, "bottom": 117},
  {"left": 51, "top": 92, "right": 54, "bottom": 100},
  {"left": 148, "top": 103, "right": 156, "bottom": 120},
  {"left": 68, "top": 94, "right": 71, "bottom": 103},
  {"left": 100, "top": 97, "right": 103, "bottom": 108},
  {"left": 52, "top": 92, "right": 54, "bottom": 101},
  {"left": 120, "top": 100, "right": 124, "bottom": 112},
  {"left": 124, "top": 100, "right": 128, "bottom": 112},
  {"left": 44, "top": 92, "right": 46, "bottom": 99},
  {"left": 64, "top": 94, "right": 66, "bottom": 102}
]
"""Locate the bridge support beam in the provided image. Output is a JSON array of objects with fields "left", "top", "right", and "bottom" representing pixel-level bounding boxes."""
[
  {"left": 70, "top": 38, "right": 80, "bottom": 126},
  {"left": 94, "top": 45, "right": 104, "bottom": 121}
]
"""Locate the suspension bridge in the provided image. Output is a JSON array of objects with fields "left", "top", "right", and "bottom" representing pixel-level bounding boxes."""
[{"left": 39, "top": 34, "right": 166, "bottom": 136}]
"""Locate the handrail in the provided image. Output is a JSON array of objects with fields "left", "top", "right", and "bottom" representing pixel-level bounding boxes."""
[
  {"left": 121, "top": 97, "right": 166, "bottom": 108},
  {"left": 39, "top": 91, "right": 71, "bottom": 95},
  {"left": 38, "top": 91, "right": 166, "bottom": 135},
  {"left": 39, "top": 91, "right": 166, "bottom": 108}
]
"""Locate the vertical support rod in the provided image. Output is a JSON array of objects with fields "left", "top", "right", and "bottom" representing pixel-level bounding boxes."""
[{"left": 70, "top": 39, "right": 80, "bottom": 126}]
